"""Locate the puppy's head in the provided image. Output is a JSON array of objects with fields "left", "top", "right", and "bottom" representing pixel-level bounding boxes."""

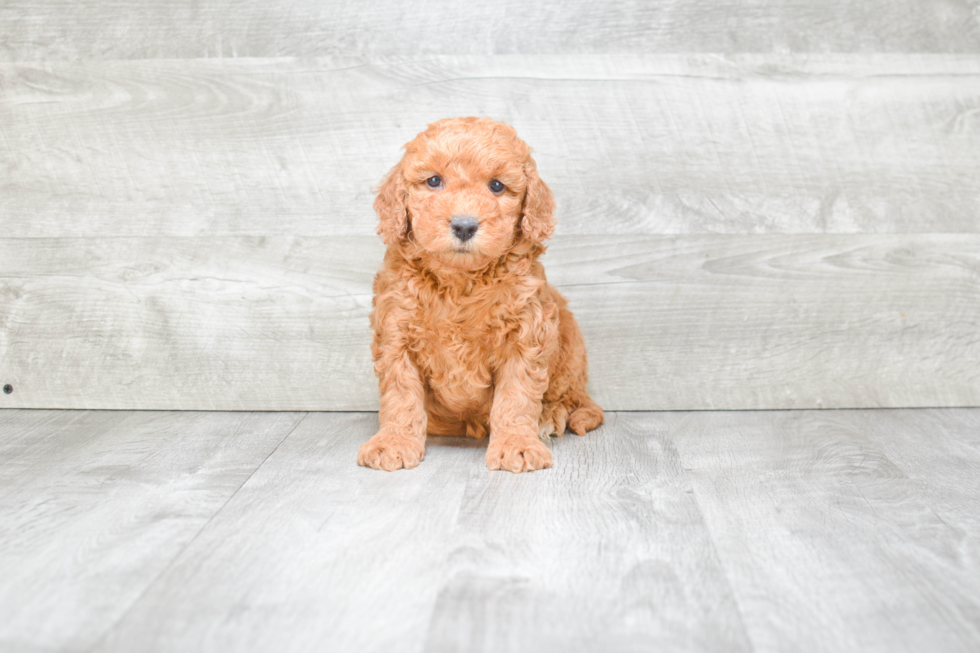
[{"left": 374, "top": 117, "right": 555, "bottom": 270}]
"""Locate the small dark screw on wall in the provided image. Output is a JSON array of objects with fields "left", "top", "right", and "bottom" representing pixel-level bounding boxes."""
[{"left": 3, "top": 385, "right": 12, "bottom": 394}]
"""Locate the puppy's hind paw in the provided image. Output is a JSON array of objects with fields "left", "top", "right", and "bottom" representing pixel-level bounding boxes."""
[{"left": 568, "top": 402, "right": 604, "bottom": 436}]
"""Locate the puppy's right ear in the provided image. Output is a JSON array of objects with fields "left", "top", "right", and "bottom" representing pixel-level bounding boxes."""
[{"left": 373, "top": 163, "right": 408, "bottom": 246}]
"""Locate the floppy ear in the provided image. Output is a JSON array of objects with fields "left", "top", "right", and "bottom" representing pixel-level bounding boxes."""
[
  {"left": 520, "top": 156, "right": 556, "bottom": 243},
  {"left": 373, "top": 163, "right": 408, "bottom": 246}
]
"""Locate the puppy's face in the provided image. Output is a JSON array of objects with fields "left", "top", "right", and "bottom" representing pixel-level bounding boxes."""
[
  {"left": 375, "top": 118, "right": 556, "bottom": 271},
  {"left": 403, "top": 127, "right": 526, "bottom": 269}
]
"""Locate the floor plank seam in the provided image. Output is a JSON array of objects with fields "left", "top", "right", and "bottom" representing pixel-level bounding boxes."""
[
  {"left": 82, "top": 411, "right": 311, "bottom": 652},
  {"left": 694, "top": 507, "right": 758, "bottom": 651},
  {"left": 679, "top": 463, "right": 758, "bottom": 652}
]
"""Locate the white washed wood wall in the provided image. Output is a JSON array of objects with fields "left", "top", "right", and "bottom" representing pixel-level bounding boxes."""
[{"left": 1, "top": 3, "right": 978, "bottom": 410}]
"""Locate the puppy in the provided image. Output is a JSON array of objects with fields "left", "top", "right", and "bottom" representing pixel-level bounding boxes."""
[{"left": 357, "top": 117, "right": 603, "bottom": 473}]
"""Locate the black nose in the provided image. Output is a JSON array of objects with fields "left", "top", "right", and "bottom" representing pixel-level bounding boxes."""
[{"left": 450, "top": 216, "right": 479, "bottom": 242}]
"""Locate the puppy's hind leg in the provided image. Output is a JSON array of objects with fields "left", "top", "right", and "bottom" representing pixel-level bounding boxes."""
[
  {"left": 548, "top": 301, "right": 604, "bottom": 437},
  {"left": 538, "top": 401, "right": 568, "bottom": 439},
  {"left": 542, "top": 393, "right": 603, "bottom": 437},
  {"left": 567, "top": 394, "right": 604, "bottom": 436}
]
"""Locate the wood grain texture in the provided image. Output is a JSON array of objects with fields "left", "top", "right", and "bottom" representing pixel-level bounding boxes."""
[
  {"left": 2, "top": 409, "right": 978, "bottom": 652},
  {"left": 3, "top": 56, "right": 979, "bottom": 237},
  {"left": 671, "top": 409, "right": 980, "bottom": 652},
  {"left": 93, "top": 411, "right": 750, "bottom": 653},
  {"left": 548, "top": 234, "right": 980, "bottom": 410},
  {"left": 854, "top": 410, "right": 980, "bottom": 553},
  {"left": 1, "top": 0, "right": 978, "bottom": 61},
  {"left": 2, "top": 234, "right": 977, "bottom": 411},
  {"left": 0, "top": 409, "right": 306, "bottom": 653},
  {"left": 0, "top": 236, "right": 380, "bottom": 411}
]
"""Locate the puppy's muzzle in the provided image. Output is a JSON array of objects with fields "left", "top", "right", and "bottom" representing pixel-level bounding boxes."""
[{"left": 450, "top": 216, "right": 479, "bottom": 243}]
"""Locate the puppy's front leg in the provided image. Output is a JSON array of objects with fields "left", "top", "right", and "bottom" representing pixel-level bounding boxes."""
[
  {"left": 358, "top": 351, "right": 427, "bottom": 471},
  {"left": 486, "top": 357, "right": 553, "bottom": 473}
]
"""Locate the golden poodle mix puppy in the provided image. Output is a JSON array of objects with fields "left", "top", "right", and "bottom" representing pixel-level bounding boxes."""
[{"left": 357, "top": 117, "right": 603, "bottom": 473}]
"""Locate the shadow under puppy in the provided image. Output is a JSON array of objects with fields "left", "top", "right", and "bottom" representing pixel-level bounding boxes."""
[{"left": 358, "top": 117, "right": 603, "bottom": 473}]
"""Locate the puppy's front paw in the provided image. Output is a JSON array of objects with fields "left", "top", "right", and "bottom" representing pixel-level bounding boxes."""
[
  {"left": 358, "top": 430, "right": 425, "bottom": 471},
  {"left": 486, "top": 435, "right": 552, "bottom": 473}
]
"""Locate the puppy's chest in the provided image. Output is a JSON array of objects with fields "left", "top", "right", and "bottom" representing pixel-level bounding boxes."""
[{"left": 409, "top": 293, "right": 512, "bottom": 393}]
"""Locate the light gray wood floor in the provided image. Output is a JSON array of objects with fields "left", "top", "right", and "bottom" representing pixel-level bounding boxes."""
[{"left": 2, "top": 408, "right": 978, "bottom": 652}]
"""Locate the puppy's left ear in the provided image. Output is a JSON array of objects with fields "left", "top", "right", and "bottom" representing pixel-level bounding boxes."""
[
  {"left": 520, "top": 156, "right": 556, "bottom": 243},
  {"left": 374, "top": 162, "right": 409, "bottom": 246}
]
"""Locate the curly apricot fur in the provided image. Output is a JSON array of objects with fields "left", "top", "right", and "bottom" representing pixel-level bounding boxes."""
[{"left": 358, "top": 117, "right": 603, "bottom": 473}]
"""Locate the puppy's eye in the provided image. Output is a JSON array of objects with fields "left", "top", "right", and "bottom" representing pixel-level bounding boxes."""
[
  {"left": 426, "top": 176, "right": 442, "bottom": 188},
  {"left": 489, "top": 179, "right": 505, "bottom": 194}
]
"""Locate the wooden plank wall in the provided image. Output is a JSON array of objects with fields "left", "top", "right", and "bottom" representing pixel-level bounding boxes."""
[{"left": 1, "top": 4, "right": 978, "bottom": 411}]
